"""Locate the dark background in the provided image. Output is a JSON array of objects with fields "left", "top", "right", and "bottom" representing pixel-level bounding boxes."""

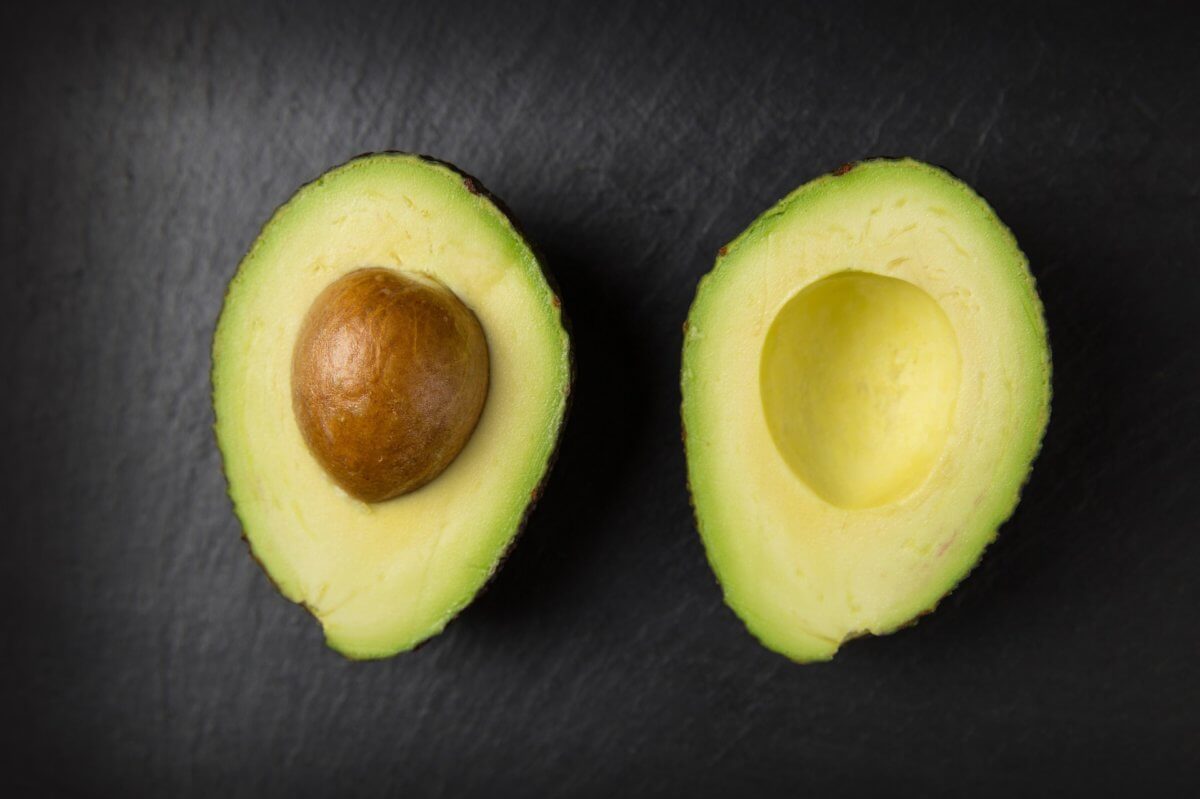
[{"left": 3, "top": 0, "right": 1198, "bottom": 795}]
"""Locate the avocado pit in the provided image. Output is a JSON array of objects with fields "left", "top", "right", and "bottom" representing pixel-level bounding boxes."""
[{"left": 291, "top": 267, "right": 489, "bottom": 503}]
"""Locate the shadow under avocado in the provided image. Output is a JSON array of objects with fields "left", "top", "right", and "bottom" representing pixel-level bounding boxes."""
[{"left": 461, "top": 234, "right": 654, "bottom": 624}]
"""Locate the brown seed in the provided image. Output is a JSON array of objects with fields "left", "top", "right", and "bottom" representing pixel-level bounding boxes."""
[{"left": 291, "top": 268, "right": 489, "bottom": 502}]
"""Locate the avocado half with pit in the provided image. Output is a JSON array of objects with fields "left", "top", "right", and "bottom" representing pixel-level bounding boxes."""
[
  {"left": 213, "top": 153, "right": 571, "bottom": 659},
  {"left": 682, "top": 159, "right": 1051, "bottom": 662}
]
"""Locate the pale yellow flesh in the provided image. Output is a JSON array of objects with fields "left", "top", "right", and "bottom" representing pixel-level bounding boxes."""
[
  {"left": 213, "top": 156, "right": 570, "bottom": 657},
  {"left": 683, "top": 160, "right": 1050, "bottom": 661}
]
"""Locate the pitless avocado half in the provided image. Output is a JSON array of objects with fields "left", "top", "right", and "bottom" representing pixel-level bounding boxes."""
[
  {"left": 682, "top": 159, "right": 1051, "bottom": 662},
  {"left": 213, "top": 154, "right": 571, "bottom": 659}
]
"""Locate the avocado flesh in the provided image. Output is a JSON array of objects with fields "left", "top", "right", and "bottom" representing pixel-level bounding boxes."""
[
  {"left": 213, "top": 154, "right": 570, "bottom": 659},
  {"left": 682, "top": 159, "right": 1050, "bottom": 662}
]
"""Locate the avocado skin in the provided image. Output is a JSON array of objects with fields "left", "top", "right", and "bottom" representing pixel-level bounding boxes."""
[
  {"left": 681, "top": 158, "right": 1052, "bottom": 662},
  {"left": 212, "top": 152, "right": 574, "bottom": 657}
]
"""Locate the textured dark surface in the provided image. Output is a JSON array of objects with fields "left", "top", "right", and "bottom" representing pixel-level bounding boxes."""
[{"left": 3, "top": 1, "right": 1199, "bottom": 795}]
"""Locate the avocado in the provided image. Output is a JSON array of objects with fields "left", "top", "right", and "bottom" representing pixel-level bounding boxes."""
[
  {"left": 213, "top": 153, "right": 571, "bottom": 659},
  {"left": 681, "top": 159, "right": 1051, "bottom": 662}
]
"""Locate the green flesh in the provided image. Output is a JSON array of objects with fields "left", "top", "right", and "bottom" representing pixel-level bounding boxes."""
[{"left": 682, "top": 159, "right": 1050, "bottom": 662}]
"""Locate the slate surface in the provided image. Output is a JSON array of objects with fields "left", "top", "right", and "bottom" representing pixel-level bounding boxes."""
[{"left": 2, "top": 1, "right": 1198, "bottom": 795}]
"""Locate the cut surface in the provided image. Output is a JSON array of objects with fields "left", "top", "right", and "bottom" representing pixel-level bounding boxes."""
[
  {"left": 683, "top": 159, "right": 1050, "bottom": 662},
  {"left": 213, "top": 154, "right": 570, "bottom": 658}
]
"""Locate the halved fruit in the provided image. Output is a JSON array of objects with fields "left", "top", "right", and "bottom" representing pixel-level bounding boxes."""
[
  {"left": 682, "top": 159, "right": 1051, "bottom": 662},
  {"left": 213, "top": 153, "right": 571, "bottom": 659}
]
